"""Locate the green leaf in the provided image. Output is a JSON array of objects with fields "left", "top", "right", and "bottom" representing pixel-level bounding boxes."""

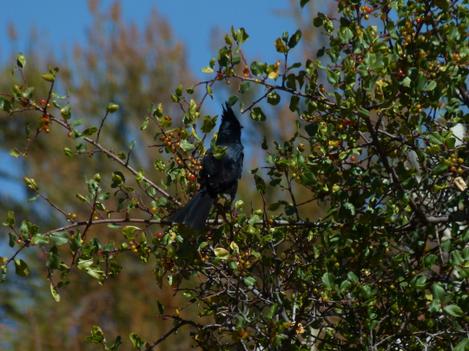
[
  {"left": 175, "top": 84, "right": 183, "bottom": 97},
  {"left": 423, "top": 80, "right": 437, "bottom": 91},
  {"left": 129, "top": 332, "right": 145, "bottom": 349},
  {"left": 250, "top": 107, "right": 266, "bottom": 121},
  {"left": 234, "top": 27, "right": 249, "bottom": 43},
  {"left": 14, "top": 258, "right": 30, "bottom": 277},
  {"left": 340, "top": 279, "right": 352, "bottom": 292},
  {"left": 212, "top": 145, "right": 227, "bottom": 159},
  {"left": 414, "top": 275, "right": 427, "bottom": 289},
  {"left": 232, "top": 55, "right": 241, "bottom": 66},
  {"left": 265, "top": 303, "right": 278, "bottom": 319},
  {"left": 275, "top": 38, "right": 289, "bottom": 53},
  {"left": 0, "top": 96, "right": 12, "bottom": 112},
  {"left": 77, "top": 258, "right": 104, "bottom": 280},
  {"left": 82, "top": 127, "right": 97, "bottom": 136},
  {"left": 339, "top": 27, "right": 353, "bottom": 43},
  {"left": 327, "top": 70, "right": 340, "bottom": 85},
  {"left": 31, "top": 233, "right": 49, "bottom": 245},
  {"left": 111, "top": 171, "right": 125, "bottom": 188},
  {"left": 8, "top": 233, "right": 16, "bottom": 248},
  {"left": 87, "top": 325, "right": 105, "bottom": 344},
  {"left": 106, "top": 103, "right": 119, "bottom": 113},
  {"left": 305, "top": 123, "right": 318, "bottom": 137},
  {"left": 227, "top": 95, "right": 238, "bottom": 106},
  {"left": 110, "top": 336, "right": 122, "bottom": 351},
  {"left": 432, "top": 162, "right": 448, "bottom": 175},
  {"left": 267, "top": 91, "right": 280, "bottom": 105},
  {"left": 244, "top": 276, "right": 256, "bottom": 287},
  {"left": 254, "top": 173, "right": 266, "bottom": 193},
  {"left": 64, "top": 147, "right": 73, "bottom": 157},
  {"left": 347, "top": 271, "right": 359, "bottom": 283},
  {"left": 22, "top": 86, "right": 34, "bottom": 99},
  {"left": 288, "top": 30, "right": 302, "bottom": 49},
  {"left": 4, "top": 210, "right": 15, "bottom": 227},
  {"left": 300, "top": 0, "right": 310, "bottom": 7},
  {"left": 214, "top": 247, "right": 230, "bottom": 260},
  {"left": 229, "top": 241, "right": 239, "bottom": 254},
  {"left": 443, "top": 304, "right": 463, "bottom": 317},
  {"left": 343, "top": 202, "right": 356, "bottom": 215},
  {"left": 10, "top": 149, "right": 21, "bottom": 158},
  {"left": 41, "top": 72, "right": 56, "bottom": 82},
  {"left": 122, "top": 225, "right": 141, "bottom": 239},
  {"left": 76, "top": 193, "right": 88, "bottom": 202},
  {"left": 23, "top": 176, "right": 38, "bottom": 191},
  {"left": 201, "top": 66, "right": 214, "bottom": 74},
  {"left": 50, "top": 231, "right": 69, "bottom": 246},
  {"left": 322, "top": 272, "right": 335, "bottom": 289},
  {"left": 250, "top": 61, "right": 266, "bottom": 75},
  {"left": 180, "top": 139, "right": 194, "bottom": 152},
  {"left": 16, "top": 53, "right": 26, "bottom": 68},
  {"left": 201, "top": 115, "right": 217, "bottom": 133},
  {"left": 50, "top": 283, "right": 61, "bottom": 302},
  {"left": 454, "top": 338, "right": 469, "bottom": 351},
  {"left": 313, "top": 13, "right": 325, "bottom": 27},
  {"left": 60, "top": 105, "right": 71, "bottom": 119},
  {"left": 239, "top": 81, "right": 250, "bottom": 94},
  {"left": 401, "top": 76, "right": 411, "bottom": 87},
  {"left": 432, "top": 283, "right": 445, "bottom": 300},
  {"left": 289, "top": 96, "right": 300, "bottom": 112}
]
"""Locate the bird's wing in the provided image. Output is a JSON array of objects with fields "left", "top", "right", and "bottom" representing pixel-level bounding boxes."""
[{"left": 200, "top": 143, "right": 243, "bottom": 194}]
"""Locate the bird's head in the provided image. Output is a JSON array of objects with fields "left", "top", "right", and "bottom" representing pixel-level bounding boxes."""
[{"left": 217, "top": 103, "right": 242, "bottom": 144}]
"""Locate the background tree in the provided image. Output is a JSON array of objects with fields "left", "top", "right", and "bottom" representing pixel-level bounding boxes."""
[
  {"left": 1, "top": 0, "right": 468, "bottom": 350},
  {"left": 0, "top": 1, "right": 195, "bottom": 350}
]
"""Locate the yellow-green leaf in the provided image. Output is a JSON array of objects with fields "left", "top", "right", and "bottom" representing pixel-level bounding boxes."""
[
  {"left": 106, "top": 103, "right": 120, "bottom": 113},
  {"left": 41, "top": 73, "right": 56, "bottom": 82},
  {"left": 214, "top": 247, "right": 230, "bottom": 260}
]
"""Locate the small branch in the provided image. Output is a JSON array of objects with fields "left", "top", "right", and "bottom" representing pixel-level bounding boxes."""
[
  {"left": 232, "top": 74, "right": 337, "bottom": 108},
  {"left": 457, "top": 85, "right": 469, "bottom": 108},
  {"left": 70, "top": 191, "right": 100, "bottom": 265},
  {"left": 42, "top": 217, "right": 170, "bottom": 237},
  {"left": 145, "top": 321, "right": 188, "bottom": 351},
  {"left": 95, "top": 110, "right": 110, "bottom": 144},
  {"left": 285, "top": 171, "right": 300, "bottom": 221},
  {"left": 196, "top": 79, "right": 217, "bottom": 112},
  {"left": 38, "top": 217, "right": 339, "bottom": 242},
  {"left": 241, "top": 88, "right": 273, "bottom": 114},
  {"left": 44, "top": 80, "right": 55, "bottom": 112},
  {"left": 38, "top": 193, "right": 69, "bottom": 218},
  {"left": 48, "top": 114, "right": 181, "bottom": 206},
  {"left": 364, "top": 116, "right": 429, "bottom": 224},
  {"left": 5, "top": 244, "right": 28, "bottom": 267}
]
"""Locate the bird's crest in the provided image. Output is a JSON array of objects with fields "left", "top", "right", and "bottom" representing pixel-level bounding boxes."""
[
  {"left": 217, "top": 103, "right": 242, "bottom": 144},
  {"left": 222, "top": 103, "right": 242, "bottom": 126}
]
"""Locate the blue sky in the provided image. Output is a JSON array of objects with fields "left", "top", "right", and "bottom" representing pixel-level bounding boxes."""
[
  {"left": 0, "top": 1, "right": 303, "bottom": 200},
  {"left": 0, "top": 0, "right": 299, "bottom": 77}
]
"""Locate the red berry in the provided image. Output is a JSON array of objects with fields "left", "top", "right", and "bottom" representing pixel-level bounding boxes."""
[{"left": 343, "top": 119, "right": 353, "bottom": 127}]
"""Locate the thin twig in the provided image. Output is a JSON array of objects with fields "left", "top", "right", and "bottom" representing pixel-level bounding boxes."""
[
  {"left": 95, "top": 110, "right": 110, "bottom": 144},
  {"left": 48, "top": 113, "right": 181, "bottom": 206},
  {"left": 145, "top": 321, "right": 188, "bottom": 351},
  {"left": 241, "top": 87, "right": 273, "bottom": 114}
]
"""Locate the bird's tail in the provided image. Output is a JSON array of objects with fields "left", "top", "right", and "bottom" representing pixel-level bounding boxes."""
[{"left": 169, "top": 190, "right": 214, "bottom": 230}]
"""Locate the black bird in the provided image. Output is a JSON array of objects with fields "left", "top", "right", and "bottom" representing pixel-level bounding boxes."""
[{"left": 169, "top": 103, "right": 244, "bottom": 230}]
